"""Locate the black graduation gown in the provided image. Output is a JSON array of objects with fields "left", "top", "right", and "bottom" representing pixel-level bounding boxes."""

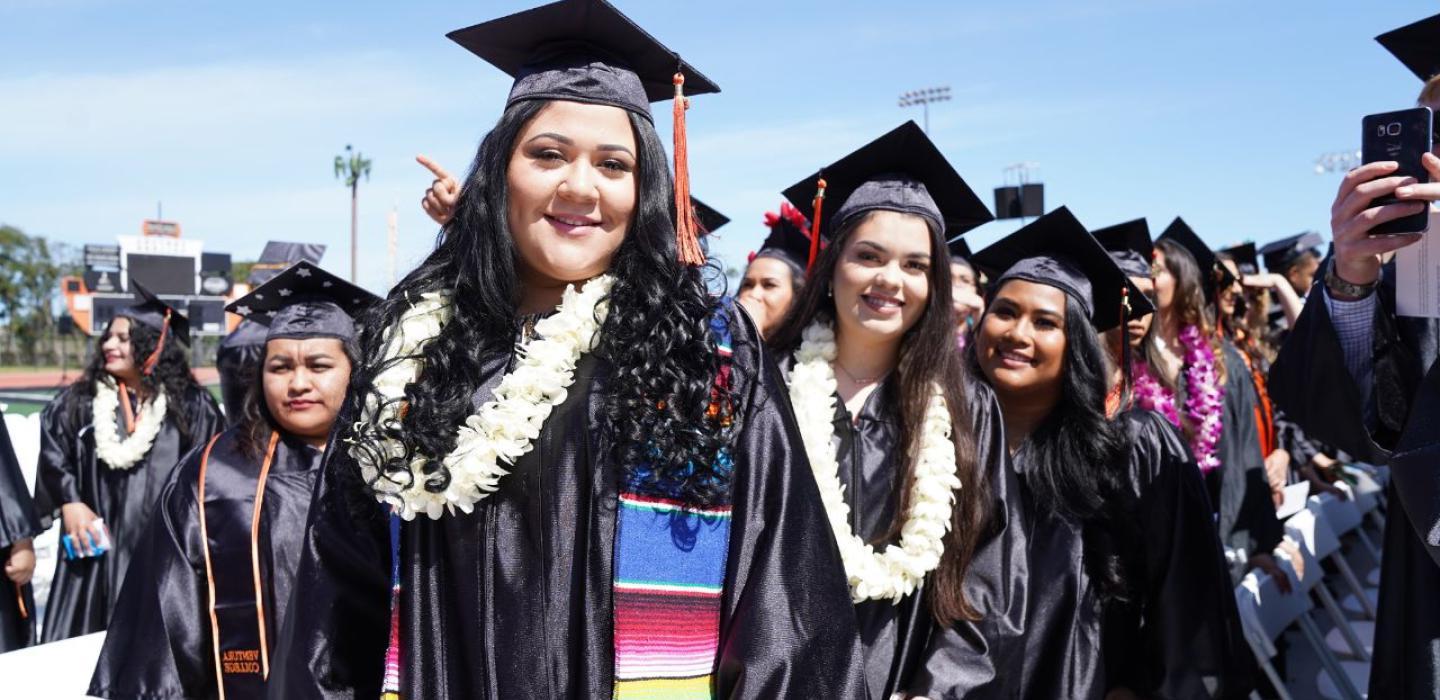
[
  {"left": 32, "top": 383, "right": 225, "bottom": 642},
  {"left": 1211, "top": 343, "right": 1283, "bottom": 582},
  {"left": 87, "top": 428, "right": 321, "bottom": 699},
  {"left": 1269, "top": 269, "right": 1440, "bottom": 699},
  {"left": 1104, "top": 410, "right": 1257, "bottom": 699},
  {"left": 813, "top": 373, "right": 1007, "bottom": 700},
  {"left": 0, "top": 407, "right": 43, "bottom": 652},
  {"left": 911, "top": 409, "right": 1253, "bottom": 699},
  {"left": 269, "top": 308, "right": 866, "bottom": 699}
]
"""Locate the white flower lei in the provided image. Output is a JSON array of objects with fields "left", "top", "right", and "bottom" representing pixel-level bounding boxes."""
[
  {"left": 92, "top": 379, "right": 168, "bottom": 471},
  {"left": 352, "top": 275, "right": 615, "bottom": 521},
  {"left": 789, "top": 321, "right": 960, "bottom": 603}
]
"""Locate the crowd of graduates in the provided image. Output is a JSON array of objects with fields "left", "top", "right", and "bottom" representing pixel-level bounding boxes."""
[{"left": 0, "top": 1, "right": 1439, "bottom": 698}]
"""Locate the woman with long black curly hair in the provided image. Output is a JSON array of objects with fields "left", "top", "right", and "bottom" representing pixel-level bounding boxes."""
[
  {"left": 915, "top": 208, "right": 1251, "bottom": 699},
  {"left": 33, "top": 282, "right": 224, "bottom": 642},
  {"left": 270, "top": 2, "right": 862, "bottom": 698},
  {"left": 763, "top": 121, "right": 999, "bottom": 700}
]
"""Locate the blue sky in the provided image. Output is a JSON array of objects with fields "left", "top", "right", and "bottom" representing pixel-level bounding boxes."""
[{"left": 1, "top": 0, "right": 1435, "bottom": 294}]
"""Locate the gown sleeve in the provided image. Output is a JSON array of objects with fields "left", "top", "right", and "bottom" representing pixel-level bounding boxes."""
[
  {"left": 0, "top": 408, "right": 42, "bottom": 549},
  {"left": 907, "top": 380, "right": 1023, "bottom": 700},
  {"left": 714, "top": 307, "right": 867, "bottom": 699},
  {"left": 1217, "top": 344, "right": 1283, "bottom": 574},
  {"left": 32, "top": 393, "right": 82, "bottom": 526},
  {"left": 184, "top": 386, "right": 228, "bottom": 454},
  {"left": 267, "top": 409, "right": 391, "bottom": 700},
  {"left": 88, "top": 445, "right": 212, "bottom": 700},
  {"left": 1106, "top": 411, "right": 1257, "bottom": 699}
]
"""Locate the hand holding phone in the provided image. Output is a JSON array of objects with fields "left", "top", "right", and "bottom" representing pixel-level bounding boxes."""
[{"left": 1361, "top": 106, "right": 1434, "bottom": 236}]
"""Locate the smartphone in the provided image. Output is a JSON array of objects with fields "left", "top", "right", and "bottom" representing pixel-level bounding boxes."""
[{"left": 1361, "top": 106, "right": 1433, "bottom": 236}]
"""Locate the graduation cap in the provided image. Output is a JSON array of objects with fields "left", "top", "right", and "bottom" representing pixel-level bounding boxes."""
[
  {"left": 947, "top": 236, "right": 974, "bottom": 261},
  {"left": 122, "top": 279, "right": 191, "bottom": 375},
  {"left": 1092, "top": 219, "right": 1154, "bottom": 280},
  {"left": 1219, "top": 242, "right": 1259, "bottom": 275},
  {"left": 225, "top": 262, "right": 381, "bottom": 343},
  {"left": 692, "top": 198, "right": 729, "bottom": 236},
  {"left": 782, "top": 121, "right": 993, "bottom": 271},
  {"left": 1157, "top": 217, "right": 1236, "bottom": 301},
  {"left": 1259, "top": 232, "right": 1323, "bottom": 273},
  {"left": 448, "top": 0, "right": 719, "bottom": 266},
  {"left": 1377, "top": 13, "right": 1440, "bottom": 81},
  {"left": 752, "top": 202, "right": 820, "bottom": 272},
  {"left": 248, "top": 241, "right": 327, "bottom": 287},
  {"left": 972, "top": 207, "right": 1153, "bottom": 332},
  {"left": 448, "top": 0, "right": 718, "bottom": 119}
]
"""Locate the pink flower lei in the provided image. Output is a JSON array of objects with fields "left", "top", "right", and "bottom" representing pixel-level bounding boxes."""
[{"left": 1130, "top": 325, "right": 1226, "bottom": 473}]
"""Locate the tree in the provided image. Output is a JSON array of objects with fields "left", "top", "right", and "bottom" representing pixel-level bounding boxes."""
[
  {"left": 334, "top": 144, "right": 372, "bottom": 284},
  {"left": 0, "top": 225, "right": 72, "bottom": 363}
]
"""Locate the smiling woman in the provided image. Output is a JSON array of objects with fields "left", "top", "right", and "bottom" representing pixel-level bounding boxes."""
[{"left": 271, "top": 1, "right": 865, "bottom": 698}]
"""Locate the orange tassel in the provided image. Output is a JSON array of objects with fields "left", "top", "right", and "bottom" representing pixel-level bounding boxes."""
[
  {"left": 806, "top": 177, "right": 827, "bottom": 274},
  {"left": 118, "top": 381, "right": 136, "bottom": 434},
  {"left": 15, "top": 583, "right": 26, "bottom": 619},
  {"left": 141, "top": 309, "right": 171, "bottom": 376},
  {"left": 672, "top": 73, "right": 705, "bottom": 267}
]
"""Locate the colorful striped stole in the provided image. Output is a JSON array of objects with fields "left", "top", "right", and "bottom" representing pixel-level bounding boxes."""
[{"left": 612, "top": 309, "right": 736, "bottom": 700}]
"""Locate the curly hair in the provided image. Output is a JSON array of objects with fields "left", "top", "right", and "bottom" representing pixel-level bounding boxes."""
[
  {"left": 768, "top": 210, "right": 986, "bottom": 626},
  {"left": 348, "top": 99, "right": 732, "bottom": 508},
  {"left": 970, "top": 292, "right": 1137, "bottom": 604},
  {"left": 65, "top": 315, "right": 204, "bottom": 441}
]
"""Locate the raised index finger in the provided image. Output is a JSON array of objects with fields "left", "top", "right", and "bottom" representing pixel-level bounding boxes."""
[{"left": 416, "top": 154, "right": 454, "bottom": 182}]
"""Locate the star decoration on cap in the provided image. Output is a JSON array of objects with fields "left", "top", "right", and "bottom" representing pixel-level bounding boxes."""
[
  {"left": 296, "top": 268, "right": 312, "bottom": 278},
  {"left": 234, "top": 305, "right": 252, "bottom": 316},
  {"left": 322, "top": 281, "right": 333, "bottom": 288},
  {"left": 279, "top": 288, "right": 293, "bottom": 297}
]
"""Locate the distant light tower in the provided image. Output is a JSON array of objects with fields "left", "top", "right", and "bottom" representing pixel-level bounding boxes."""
[
  {"left": 1314, "top": 149, "right": 1362, "bottom": 175},
  {"left": 898, "top": 86, "right": 951, "bottom": 133}
]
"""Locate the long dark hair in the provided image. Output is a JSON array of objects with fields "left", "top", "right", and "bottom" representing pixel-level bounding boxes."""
[
  {"left": 236, "top": 337, "right": 362, "bottom": 461},
  {"left": 768, "top": 210, "right": 985, "bottom": 625},
  {"left": 1151, "top": 238, "right": 1228, "bottom": 393},
  {"left": 65, "top": 316, "right": 203, "bottom": 440},
  {"left": 348, "top": 100, "right": 732, "bottom": 507},
  {"left": 970, "top": 291, "right": 1136, "bottom": 603}
]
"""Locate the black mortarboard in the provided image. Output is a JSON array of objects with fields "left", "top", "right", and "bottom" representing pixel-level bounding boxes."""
[
  {"left": 947, "top": 236, "right": 974, "bottom": 261},
  {"left": 225, "top": 262, "right": 380, "bottom": 343},
  {"left": 972, "top": 207, "right": 1153, "bottom": 332},
  {"left": 1259, "top": 232, "right": 1323, "bottom": 273},
  {"left": 1219, "top": 242, "right": 1259, "bottom": 275},
  {"left": 1157, "top": 217, "right": 1236, "bottom": 301},
  {"left": 782, "top": 121, "right": 993, "bottom": 249},
  {"left": 1092, "top": 219, "right": 1154, "bottom": 280},
  {"left": 123, "top": 279, "right": 192, "bottom": 345},
  {"left": 752, "top": 202, "right": 819, "bottom": 272},
  {"left": 447, "top": 0, "right": 719, "bottom": 121},
  {"left": 248, "top": 241, "right": 327, "bottom": 287},
  {"left": 1377, "top": 13, "right": 1440, "bottom": 81},
  {"left": 692, "top": 198, "right": 729, "bottom": 236}
]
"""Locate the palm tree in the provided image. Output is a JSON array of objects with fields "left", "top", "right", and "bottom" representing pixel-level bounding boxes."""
[{"left": 334, "top": 144, "right": 372, "bottom": 283}]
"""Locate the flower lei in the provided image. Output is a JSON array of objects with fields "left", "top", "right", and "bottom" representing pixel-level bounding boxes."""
[
  {"left": 92, "top": 379, "right": 167, "bottom": 470},
  {"left": 351, "top": 275, "right": 615, "bottom": 520},
  {"left": 789, "top": 321, "right": 960, "bottom": 603},
  {"left": 1131, "top": 325, "right": 1225, "bottom": 473}
]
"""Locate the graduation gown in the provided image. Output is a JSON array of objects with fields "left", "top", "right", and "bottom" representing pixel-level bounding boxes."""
[
  {"left": 32, "top": 383, "right": 224, "bottom": 642},
  {"left": 808, "top": 371, "right": 1007, "bottom": 700},
  {"left": 216, "top": 320, "right": 267, "bottom": 419},
  {"left": 911, "top": 410, "right": 1253, "bottom": 699},
  {"left": 88, "top": 428, "right": 321, "bottom": 699},
  {"left": 1269, "top": 267, "right": 1440, "bottom": 699},
  {"left": 0, "top": 408, "right": 43, "bottom": 652},
  {"left": 1211, "top": 342, "right": 1283, "bottom": 581},
  {"left": 1103, "top": 410, "right": 1256, "bottom": 699},
  {"left": 269, "top": 308, "right": 866, "bottom": 699}
]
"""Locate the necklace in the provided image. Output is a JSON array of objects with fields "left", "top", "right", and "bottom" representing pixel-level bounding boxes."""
[{"left": 92, "top": 379, "right": 167, "bottom": 470}]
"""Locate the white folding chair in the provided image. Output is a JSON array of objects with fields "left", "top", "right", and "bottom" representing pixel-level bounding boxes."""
[
  {"left": 1307, "top": 494, "right": 1378, "bottom": 620},
  {"left": 1284, "top": 510, "right": 1371, "bottom": 661},
  {"left": 1234, "top": 558, "right": 1364, "bottom": 700}
]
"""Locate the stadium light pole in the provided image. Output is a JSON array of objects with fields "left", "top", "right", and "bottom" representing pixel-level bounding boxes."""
[{"left": 898, "top": 86, "right": 952, "bottom": 134}]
